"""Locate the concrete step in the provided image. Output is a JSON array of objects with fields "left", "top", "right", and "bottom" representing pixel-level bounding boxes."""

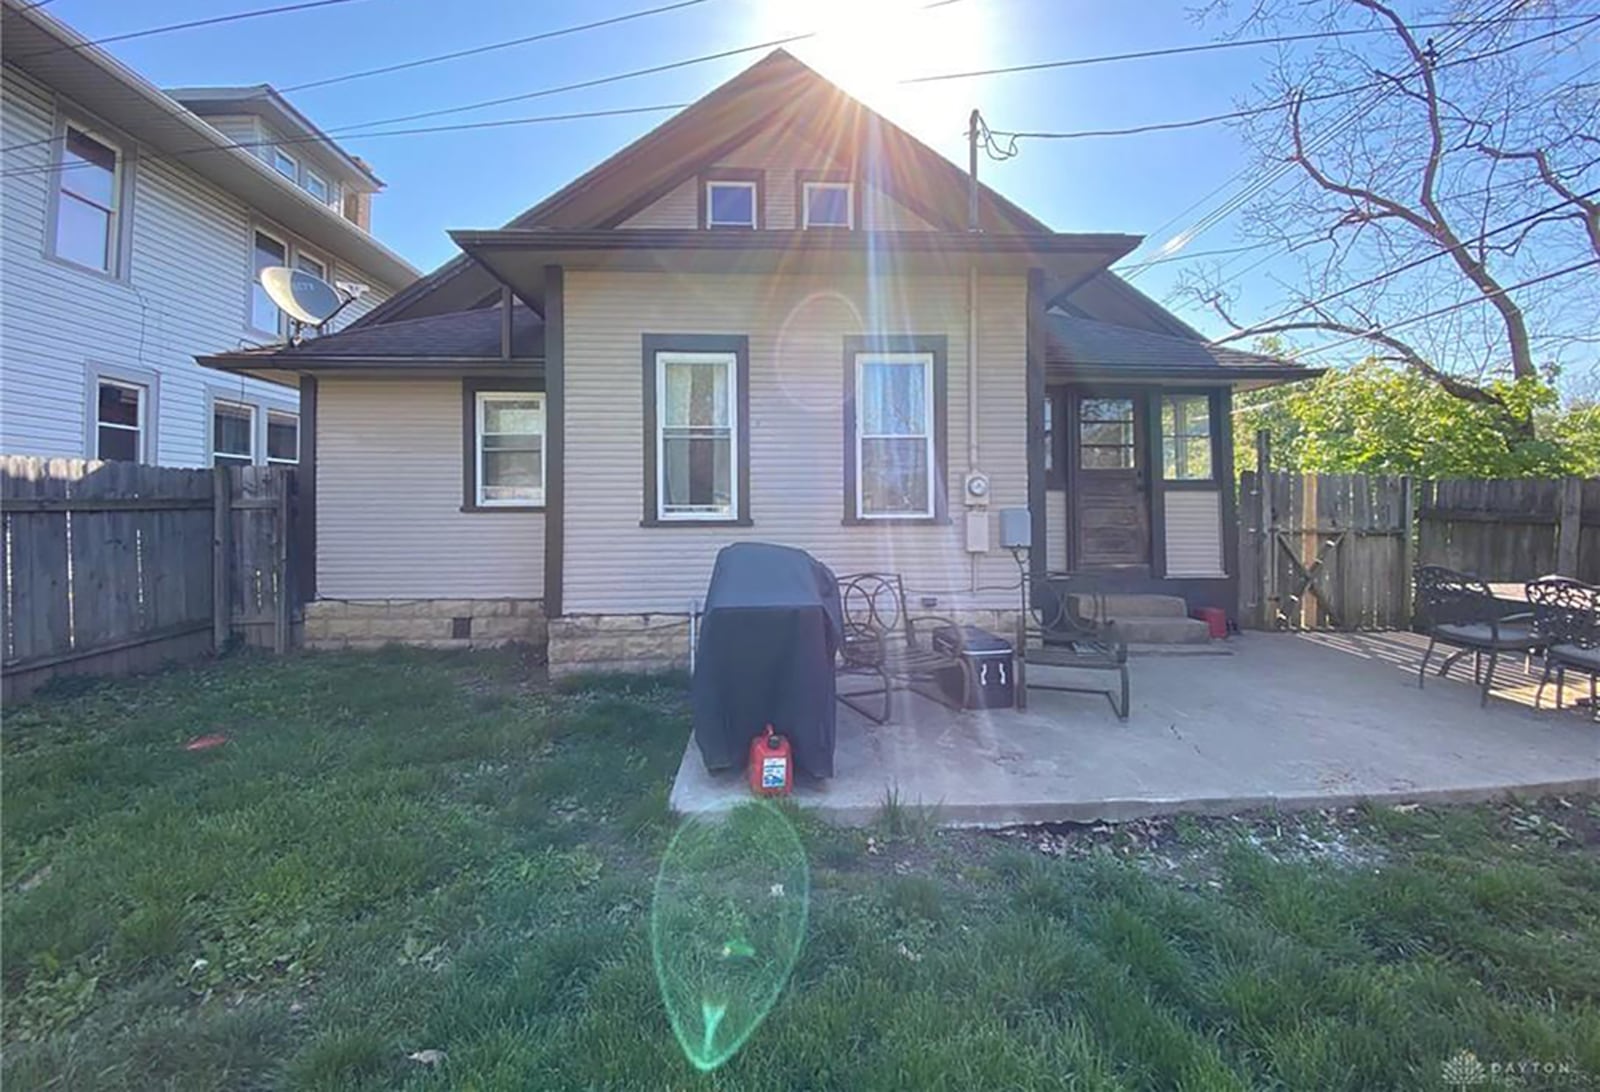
[
  {"left": 1108, "top": 616, "right": 1214, "bottom": 644},
  {"left": 1070, "top": 593, "right": 1190, "bottom": 620}
]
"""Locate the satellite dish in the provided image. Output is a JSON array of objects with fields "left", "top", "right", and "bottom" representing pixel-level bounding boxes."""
[{"left": 260, "top": 265, "right": 344, "bottom": 326}]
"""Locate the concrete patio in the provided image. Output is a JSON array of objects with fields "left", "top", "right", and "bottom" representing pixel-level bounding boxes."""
[{"left": 669, "top": 631, "right": 1600, "bottom": 826}]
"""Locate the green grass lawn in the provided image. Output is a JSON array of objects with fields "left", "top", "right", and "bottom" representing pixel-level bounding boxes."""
[{"left": 3, "top": 649, "right": 1598, "bottom": 1090}]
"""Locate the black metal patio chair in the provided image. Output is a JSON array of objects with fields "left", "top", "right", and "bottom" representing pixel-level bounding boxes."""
[
  {"left": 1527, "top": 577, "right": 1600, "bottom": 720},
  {"left": 834, "top": 572, "right": 967, "bottom": 725},
  {"left": 1014, "top": 572, "right": 1130, "bottom": 719},
  {"left": 1413, "top": 564, "right": 1543, "bottom": 707}
]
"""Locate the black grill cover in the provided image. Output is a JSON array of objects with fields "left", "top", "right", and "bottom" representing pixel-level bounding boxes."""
[{"left": 690, "top": 543, "right": 843, "bottom": 779}]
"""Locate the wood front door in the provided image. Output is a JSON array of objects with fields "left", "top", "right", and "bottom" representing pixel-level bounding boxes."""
[{"left": 1070, "top": 390, "right": 1151, "bottom": 569}]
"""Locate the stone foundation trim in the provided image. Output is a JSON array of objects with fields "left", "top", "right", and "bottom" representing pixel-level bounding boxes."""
[
  {"left": 303, "top": 598, "right": 546, "bottom": 650},
  {"left": 547, "top": 613, "right": 692, "bottom": 679}
]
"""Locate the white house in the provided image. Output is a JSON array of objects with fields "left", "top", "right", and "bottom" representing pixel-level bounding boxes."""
[{"left": 0, "top": 0, "right": 417, "bottom": 468}]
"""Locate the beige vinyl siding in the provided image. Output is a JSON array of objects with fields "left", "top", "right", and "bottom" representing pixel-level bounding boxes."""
[
  {"left": 617, "top": 126, "right": 936, "bottom": 231},
  {"left": 0, "top": 64, "right": 395, "bottom": 466},
  {"left": 1164, "top": 490, "right": 1225, "bottom": 577},
  {"left": 563, "top": 270, "right": 1026, "bottom": 615},
  {"left": 1045, "top": 489, "right": 1068, "bottom": 570},
  {"left": 317, "top": 379, "right": 544, "bottom": 599}
]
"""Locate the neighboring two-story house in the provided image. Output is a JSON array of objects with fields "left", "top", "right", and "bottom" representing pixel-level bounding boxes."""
[
  {"left": 201, "top": 50, "right": 1315, "bottom": 669},
  {"left": 0, "top": 0, "right": 416, "bottom": 469}
]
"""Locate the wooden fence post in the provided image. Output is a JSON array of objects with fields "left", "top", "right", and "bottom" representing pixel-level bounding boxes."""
[
  {"left": 274, "top": 471, "right": 290, "bottom": 655},
  {"left": 1399, "top": 476, "right": 1416, "bottom": 628},
  {"left": 212, "top": 466, "right": 231, "bottom": 651},
  {"left": 1557, "top": 476, "right": 1583, "bottom": 577},
  {"left": 1254, "top": 429, "right": 1272, "bottom": 629}
]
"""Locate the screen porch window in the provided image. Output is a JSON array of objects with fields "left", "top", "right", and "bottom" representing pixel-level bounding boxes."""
[
  {"left": 266, "top": 410, "right": 299, "bottom": 465},
  {"left": 656, "top": 352, "right": 738, "bottom": 520},
  {"left": 54, "top": 125, "right": 121, "bottom": 273},
  {"left": 705, "top": 181, "right": 756, "bottom": 228},
  {"left": 803, "top": 182, "right": 852, "bottom": 228},
  {"left": 1162, "top": 394, "right": 1213, "bottom": 480},
  {"left": 855, "top": 353, "right": 934, "bottom": 518},
  {"left": 1079, "top": 397, "right": 1137, "bottom": 469},
  {"left": 212, "top": 401, "right": 255, "bottom": 466},
  {"left": 475, "top": 392, "right": 544, "bottom": 506},
  {"left": 250, "top": 230, "right": 288, "bottom": 333},
  {"left": 94, "top": 379, "right": 144, "bottom": 462}
]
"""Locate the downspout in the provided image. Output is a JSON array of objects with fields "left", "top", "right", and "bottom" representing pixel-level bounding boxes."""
[{"left": 967, "top": 109, "right": 983, "bottom": 594}]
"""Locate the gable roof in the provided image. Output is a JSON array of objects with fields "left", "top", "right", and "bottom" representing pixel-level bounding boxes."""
[{"left": 357, "top": 49, "right": 1062, "bottom": 328}]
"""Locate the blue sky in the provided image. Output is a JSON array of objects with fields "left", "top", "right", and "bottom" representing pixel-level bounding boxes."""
[{"left": 36, "top": 0, "right": 1600, "bottom": 369}]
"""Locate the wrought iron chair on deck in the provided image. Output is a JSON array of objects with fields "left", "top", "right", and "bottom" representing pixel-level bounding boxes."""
[
  {"left": 1014, "top": 572, "right": 1130, "bottom": 719},
  {"left": 834, "top": 573, "right": 967, "bottom": 725},
  {"left": 1527, "top": 577, "right": 1600, "bottom": 720},
  {"left": 1413, "top": 564, "right": 1542, "bottom": 707}
]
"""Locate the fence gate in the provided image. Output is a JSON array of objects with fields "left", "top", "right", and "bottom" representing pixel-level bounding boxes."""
[{"left": 1239, "top": 471, "right": 1413, "bottom": 631}]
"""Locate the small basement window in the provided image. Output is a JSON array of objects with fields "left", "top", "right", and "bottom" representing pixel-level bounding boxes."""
[
  {"left": 705, "top": 180, "right": 757, "bottom": 229},
  {"left": 803, "top": 181, "right": 853, "bottom": 228}
]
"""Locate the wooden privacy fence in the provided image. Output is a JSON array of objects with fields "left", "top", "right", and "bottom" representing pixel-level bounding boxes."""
[
  {"left": 1239, "top": 470, "right": 1413, "bottom": 631},
  {"left": 1, "top": 457, "right": 298, "bottom": 701},
  {"left": 1418, "top": 478, "right": 1596, "bottom": 585},
  {"left": 1240, "top": 467, "right": 1597, "bottom": 632}
]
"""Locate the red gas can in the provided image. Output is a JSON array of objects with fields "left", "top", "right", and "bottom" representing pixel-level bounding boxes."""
[
  {"left": 1194, "top": 606, "right": 1229, "bottom": 639},
  {"left": 749, "top": 726, "right": 793, "bottom": 796}
]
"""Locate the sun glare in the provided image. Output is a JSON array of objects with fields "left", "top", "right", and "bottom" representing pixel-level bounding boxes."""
[{"left": 742, "top": 0, "right": 993, "bottom": 148}]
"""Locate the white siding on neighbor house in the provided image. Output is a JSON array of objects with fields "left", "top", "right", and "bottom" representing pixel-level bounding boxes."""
[
  {"left": 317, "top": 379, "right": 545, "bottom": 600},
  {"left": 0, "top": 65, "right": 394, "bottom": 467},
  {"left": 1163, "top": 490, "right": 1226, "bottom": 577},
  {"left": 618, "top": 125, "right": 937, "bottom": 231},
  {"left": 563, "top": 270, "right": 1027, "bottom": 615}
]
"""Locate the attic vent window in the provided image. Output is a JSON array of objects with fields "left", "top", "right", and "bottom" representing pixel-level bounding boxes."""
[
  {"left": 803, "top": 182, "right": 853, "bottom": 229},
  {"left": 705, "top": 180, "right": 757, "bottom": 229}
]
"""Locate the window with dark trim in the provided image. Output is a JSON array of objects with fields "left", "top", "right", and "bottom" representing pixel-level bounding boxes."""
[
  {"left": 699, "top": 169, "right": 763, "bottom": 229},
  {"left": 642, "top": 334, "right": 751, "bottom": 526},
  {"left": 1161, "top": 393, "right": 1215, "bottom": 481},
  {"left": 461, "top": 379, "right": 545, "bottom": 510},
  {"left": 843, "top": 335, "right": 948, "bottom": 523}
]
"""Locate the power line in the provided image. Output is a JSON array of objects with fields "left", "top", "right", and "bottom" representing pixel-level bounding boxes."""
[
  {"left": 1120, "top": 0, "right": 1535, "bottom": 280},
  {"left": 900, "top": 12, "right": 1578, "bottom": 85},
  {"left": 278, "top": 0, "right": 712, "bottom": 94},
  {"left": 1284, "top": 258, "right": 1600, "bottom": 362},
  {"left": 8, "top": 0, "right": 372, "bottom": 61},
  {"left": 0, "top": 103, "right": 693, "bottom": 180},
  {"left": 1212, "top": 189, "right": 1600, "bottom": 344}
]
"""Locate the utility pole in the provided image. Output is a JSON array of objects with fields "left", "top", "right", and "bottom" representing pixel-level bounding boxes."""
[{"left": 967, "top": 108, "right": 981, "bottom": 232}]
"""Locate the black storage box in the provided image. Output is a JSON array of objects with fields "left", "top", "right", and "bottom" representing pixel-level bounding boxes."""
[{"left": 931, "top": 625, "right": 1015, "bottom": 710}]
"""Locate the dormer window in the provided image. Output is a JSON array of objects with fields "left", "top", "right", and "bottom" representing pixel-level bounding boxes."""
[
  {"left": 803, "top": 181, "right": 853, "bottom": 229},
  {"left": 271, "top": 148, "right": 298, "bottom": 180},
  {"left": 304, "top": 169, "right": 329, "bottom": 203},
  {"left": 704, "top": 176, "right": 759, "bottom": 229}
]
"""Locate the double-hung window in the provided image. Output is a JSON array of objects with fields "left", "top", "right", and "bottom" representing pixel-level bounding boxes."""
[
  {"left": 250, "top": 229, "right": 288, "bottom": 334},
  {"left": 705, "top": 179, "right": 758, "bottom": 229},
  {"left": 53, "top": 124, "right": 122, "bottom": 274},
  {"left": 658, "top": 353, "right": 737, "bottom": 519},
  {"left": 1161, "top": 394, "right": 1214, "bottom": 481},
  {"left": 853, "top": 352, "right": 937, "bottom": 519},
  {"left": 212, "top": 400, "right": 256, "bottom": 466},
  {"left": 802, "top": 181, "right": 853, "bottom": 228},
  {"left": 266, "top": 410, "right": 300, "bottom": 465},
  {"left": 642, "top": 336, "right": 749, "bottom": 525},
  {"left": 94, "top": 379, "right": 145, "bottom": 461},
  {"left": 474, "top": 392, "right": 545, "bottom": 506}
]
